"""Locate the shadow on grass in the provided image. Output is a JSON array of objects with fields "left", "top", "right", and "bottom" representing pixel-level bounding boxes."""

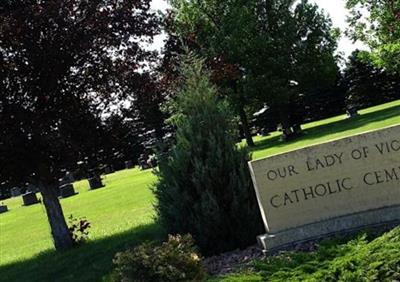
[
  {"left": 0, "top": 223, "right": 165, "bottom": 282},
  {"left": 251, "top": 104, "right": 400, "bottom": 154}
]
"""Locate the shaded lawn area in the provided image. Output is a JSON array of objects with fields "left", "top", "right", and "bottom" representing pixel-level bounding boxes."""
[
  {"left": 0, "top": 100, "right": 399, "bottom": 281},
  {"left": 0, "top": 224, "right": 163, "bottom": 282}
]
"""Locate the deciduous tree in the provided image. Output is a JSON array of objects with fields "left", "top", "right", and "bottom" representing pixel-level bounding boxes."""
[
  {"left": 346, "top": 0, "right": 400, "bottom": 72},
  {"left": 0, "top": 0, "right": 160, "bottom": 250},
  {"left": 166, "top": 0, "right": 339, "bottom": 140}
]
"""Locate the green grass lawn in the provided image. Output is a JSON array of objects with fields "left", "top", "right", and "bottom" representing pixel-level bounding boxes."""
[
  {"left": 249, "top": 100, "right": 400, "bottom": 159},
  {"left": 0, "top": 100, "right": 399, "bottom": 281},
  {"left": 0, "top": 169, "right": 163, "bottom": 281}
]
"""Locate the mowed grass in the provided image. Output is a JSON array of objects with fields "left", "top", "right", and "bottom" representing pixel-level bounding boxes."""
[
  {"left": 0, "top": 100, "right": 399, "bottom": 281},
  {"left": 0, "top": 169, "right": 164, "bottom": 281},
  {"left": 250, "top": 99, "right": 400, "bottom": 159}
]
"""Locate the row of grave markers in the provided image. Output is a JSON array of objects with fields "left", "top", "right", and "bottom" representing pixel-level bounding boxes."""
[
  {"left": 0, "top": 175, "right": 106, "bottom": 214},
  {"left": 2, "top": 159, "right": 155, "bottom": 214},
  {"left": 1, "top": 160, "right": 139, "bottom": 214}
]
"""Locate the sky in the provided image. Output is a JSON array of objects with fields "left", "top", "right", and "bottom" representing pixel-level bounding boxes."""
[
  {"left": 308, "top": 0, "right": 367, "bottom": 58},
  {"left": 150, "top": 0, "right": 368, "bottom": 59}
]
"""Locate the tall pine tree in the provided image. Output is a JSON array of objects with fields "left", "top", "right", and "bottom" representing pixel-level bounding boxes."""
[{"left": 153, "top": 55, "right": 263, "bottom": 255}]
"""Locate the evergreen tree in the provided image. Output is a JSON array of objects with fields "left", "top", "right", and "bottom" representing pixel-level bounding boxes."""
[{"left": 153, "top": 55, "right": 264, "bottom": 255}]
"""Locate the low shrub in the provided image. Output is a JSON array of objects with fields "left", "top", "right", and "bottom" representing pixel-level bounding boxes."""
[
  {"left": 112, "top": 234, "right": 206, "bottom": 282},
  {"left": 67, "top": 214, "right": 91, "bottom": 245}
]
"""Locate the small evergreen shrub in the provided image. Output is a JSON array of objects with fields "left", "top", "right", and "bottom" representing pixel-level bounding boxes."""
[
  {"left": 112, "top": 234, "right": 206, "bottom": 282},
  {"left": 153, "top": 55, "right": 264, "bottom": 255}
]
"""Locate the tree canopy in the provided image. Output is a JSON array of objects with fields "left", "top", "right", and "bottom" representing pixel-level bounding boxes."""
[
  {"left": 346, "top": 0, "right": 400, "bottom": 72},
  {"left": 165, "top": 0, "right": 339, "bottom": 139},
  {"left": 343, "top": 50, "right": 400, "bottom": 109},
  {"left": 0, "top": 0, "right": 161, "bottom": 249}
]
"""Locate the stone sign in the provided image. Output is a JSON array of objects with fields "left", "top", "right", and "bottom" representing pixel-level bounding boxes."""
[{"left": 249, "top": 125, "right": 400, "bottom": 251}]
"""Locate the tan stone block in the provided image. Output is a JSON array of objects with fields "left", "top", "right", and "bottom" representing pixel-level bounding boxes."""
[{"left": 249, "top": 125, "right": 400, "bottom": 234}]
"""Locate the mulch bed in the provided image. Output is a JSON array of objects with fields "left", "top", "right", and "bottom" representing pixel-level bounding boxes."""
[
  {"left": 203, "top": 241, "right": 318, "bottom": 276},
  {"left": 203, "top": 245, "right": 264, "bottom": 275}
]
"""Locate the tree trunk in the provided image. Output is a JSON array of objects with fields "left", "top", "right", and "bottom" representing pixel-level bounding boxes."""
[
  {"left": 279, "top": 105, "right": 293, "bottom": 141},
  {"left": 238, "top": 104, "right": 255, "bottom": 147},
  {"left": 40, "top": 184, "right": 74, "bottom": 250},
  {"left": 153, "top": 119, "right": 165, "bottom": 142},
  {"left": 233, "top": 81, "right": 254, "bottom": 147}
]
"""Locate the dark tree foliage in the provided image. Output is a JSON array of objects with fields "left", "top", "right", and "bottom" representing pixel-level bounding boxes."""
[
  {"left": 100, "top": 114, "right": 144, "bottom": 171},
  {"left": 243, "top": 0, "right": 340, "bottom": 136},
  {"left": 154, "top": 56, "right": 264, "bottom": 256},
  {"left": 160, "top": 7, "right": 256, "bottom": 146},
  {"left": 0, "top": 0, "right": 160, "bottom": 250},
  {"left": 302, "top": 76, "right": 347, "bottom": 122},
  {"left": 343, "top": 51, "right": 400, "bottom": 109},
  {"left": 167, "top": 0, "right": 339, "bottom": 141},
  {"left": 102, "top": 73, "right": 167, "bottom": 170},
  {"left": 131, "top": 75, "right": 166, "bottom": 145}
]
